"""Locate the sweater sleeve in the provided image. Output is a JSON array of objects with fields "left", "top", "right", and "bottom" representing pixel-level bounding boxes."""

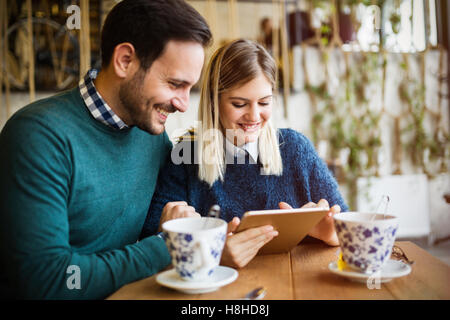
[
  {"left": 140, "top": 141, "right": 191, "bottom": 238},
  {"left": 287, "top": 129, "right": 349, "bottom": 212},
  {"left": 0, "top": 115, "right": 171, "bottom": 299}
]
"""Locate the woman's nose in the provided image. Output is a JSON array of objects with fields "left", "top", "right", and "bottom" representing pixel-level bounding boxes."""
[{"left": 246, "top": 103, "right": 260, "bottom": 121}]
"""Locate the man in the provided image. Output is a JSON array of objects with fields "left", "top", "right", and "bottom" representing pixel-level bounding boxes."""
[{"left": 0, "top": 0, "right": 211, "bottom": 299}]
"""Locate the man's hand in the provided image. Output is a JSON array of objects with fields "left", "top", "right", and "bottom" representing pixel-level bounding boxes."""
[
  {"left": 220, "top": 217, "right": 278, "bottom": 269},
  {"left": 157, "top": 201, "right": 201, "bottom": 232},
  {"left": 279, "top": 200, "right": 340, "bottom": 246}
]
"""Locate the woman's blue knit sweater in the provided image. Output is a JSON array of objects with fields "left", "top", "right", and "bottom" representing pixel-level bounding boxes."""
[{"left": 141, "top": 128, "right": 348, "bottom": 237}]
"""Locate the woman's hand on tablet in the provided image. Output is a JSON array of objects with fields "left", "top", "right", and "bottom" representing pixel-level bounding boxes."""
[
  {"left": 157, "top": 201, "right": 201, "bottom": 232},
  {"left": 309, "top": 199, "right": 340, "bottom": 246},
  {"left": 279, "top": 200, "right": 340, "bottom": 246},
  {"left": 220, "top": 217, "right": 278, "bottom": 269}
]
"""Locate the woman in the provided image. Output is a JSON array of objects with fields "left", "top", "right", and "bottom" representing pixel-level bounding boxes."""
[{"left": 141, "top": 39, "right": 348, "bottom": 268}]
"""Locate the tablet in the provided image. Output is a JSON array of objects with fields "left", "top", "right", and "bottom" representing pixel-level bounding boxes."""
[{"left": 235, "top": 207, "right": 329, "bottom": 255}]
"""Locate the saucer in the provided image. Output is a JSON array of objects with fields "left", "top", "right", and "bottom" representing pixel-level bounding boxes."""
[
  {"left": 156, "top": 266, "right": 238, "bottom": 294},
  {"left": 328, "top": 259, "right": 412, "bottom": 283}
]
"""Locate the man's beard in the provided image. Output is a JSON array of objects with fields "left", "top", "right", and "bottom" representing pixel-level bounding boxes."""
[{"left": 118, "top": 69, "right": 176, "bottom": 135}]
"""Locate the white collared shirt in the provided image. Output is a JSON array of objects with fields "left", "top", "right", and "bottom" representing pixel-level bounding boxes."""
[{"left": 224, "top": 135, "right": 259, "bottom": 164}]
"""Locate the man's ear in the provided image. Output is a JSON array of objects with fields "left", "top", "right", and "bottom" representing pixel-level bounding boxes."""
[{"left": 112, "top": 43, "right": 137, "bottom": 79}]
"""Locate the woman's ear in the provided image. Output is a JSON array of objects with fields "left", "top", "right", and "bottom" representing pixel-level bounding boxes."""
[{"left": 112, "top": 42, "right": 137, "bottom": 79}]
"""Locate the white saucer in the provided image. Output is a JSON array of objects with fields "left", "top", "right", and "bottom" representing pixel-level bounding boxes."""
[
  {"left": 156, "top": 266, "right": 238, "bottom": 294},
  {"left": 328, "top": 259, "right": 412, "bottom": 283}
]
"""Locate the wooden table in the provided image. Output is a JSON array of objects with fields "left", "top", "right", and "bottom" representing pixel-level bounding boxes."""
[{"left": 107, "top": 241, "right": 450, "bottom": 300}]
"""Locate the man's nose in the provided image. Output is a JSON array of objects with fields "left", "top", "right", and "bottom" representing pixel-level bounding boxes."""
[{"left": 171, "top": 90, "right": 190, "bottom": 113}]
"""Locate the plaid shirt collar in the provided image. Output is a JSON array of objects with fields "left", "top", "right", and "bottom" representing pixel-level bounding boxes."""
[{"left": 79, "top": 69, "right": 129, "bottom": 130}]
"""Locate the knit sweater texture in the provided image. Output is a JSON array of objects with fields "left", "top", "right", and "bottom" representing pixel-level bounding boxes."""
[
  {"left": 0, "top": 88, "right": 172, "bottom": 299},
  {"left": 142, "top": 128, "right": 348, "bottom": 237}
]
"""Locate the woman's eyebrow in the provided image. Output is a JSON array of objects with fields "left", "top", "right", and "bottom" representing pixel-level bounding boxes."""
[
  {"left": 228, "top": 96, "right": 249, "bottom": 101},
  {"left": 228, "top": 95, "right": 272, "bottom": 101}
]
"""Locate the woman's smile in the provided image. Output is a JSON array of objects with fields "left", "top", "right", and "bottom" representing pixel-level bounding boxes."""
[{"left": 238, "top": 122, "right": 261, "bottom": 132}]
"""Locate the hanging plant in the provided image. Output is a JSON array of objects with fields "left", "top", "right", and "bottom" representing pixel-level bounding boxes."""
[
  {"left": 304, "top": 49, "right": 383, "bottom": 210},
  {"left": 401, "top": 78, "right": 450, "bottom": 176},
  {"left": 389, "top": 12, "right": 401, "bottom": 34},
  {"left": 303, "top": 0, "right": 447, "bottom": 208}
]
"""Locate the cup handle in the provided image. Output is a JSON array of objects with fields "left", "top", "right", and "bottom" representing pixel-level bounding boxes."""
[{"left": 197, "top": 238, "right": 215, "bottom": 271}]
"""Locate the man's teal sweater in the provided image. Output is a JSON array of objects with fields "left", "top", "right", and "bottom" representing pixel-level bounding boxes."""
[{"left": 0, "top": 88, "right": 172, "bottom": 299}]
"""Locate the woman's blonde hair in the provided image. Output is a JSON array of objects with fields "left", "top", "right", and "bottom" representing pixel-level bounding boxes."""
[{"left": 197, "top": 39, "right": 283, "bottom": 186}]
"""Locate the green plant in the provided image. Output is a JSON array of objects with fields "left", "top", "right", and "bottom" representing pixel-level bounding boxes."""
[
  {"left": 389, "top": 12, "right": 401, "bottom": 34},
  {"left": 305, "top": 51, "right": 383, "bottom": 210},
  {"left": 400, "top": 75, "right": 450, "bottom": 176},
  {"left": 302, "top": 0, "right": 448, "bottom": 209}
]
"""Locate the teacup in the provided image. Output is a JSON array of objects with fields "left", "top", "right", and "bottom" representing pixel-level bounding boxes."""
[
  {"left": 162, "top": 217, "right": 227, "bottom": 282},
  {"left": 333, "top": 212, "right": 399, "bottom": 274}
]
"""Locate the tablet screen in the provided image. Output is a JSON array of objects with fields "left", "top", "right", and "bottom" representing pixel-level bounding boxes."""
[{"left": 235, "top": 208, "right": 328, "bottom": 254}]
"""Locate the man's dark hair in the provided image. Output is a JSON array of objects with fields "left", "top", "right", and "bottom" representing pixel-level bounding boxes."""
[{"left": 101, "top": 0, "right": 212, "bottom": 69}]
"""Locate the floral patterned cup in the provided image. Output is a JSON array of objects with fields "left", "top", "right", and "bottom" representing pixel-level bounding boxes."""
[
  {"left": 334, "top": 212, "right": 399, "bottom": 274},
  {"left": 162, "top": 217, "right": 227, "bottom": 282}
]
